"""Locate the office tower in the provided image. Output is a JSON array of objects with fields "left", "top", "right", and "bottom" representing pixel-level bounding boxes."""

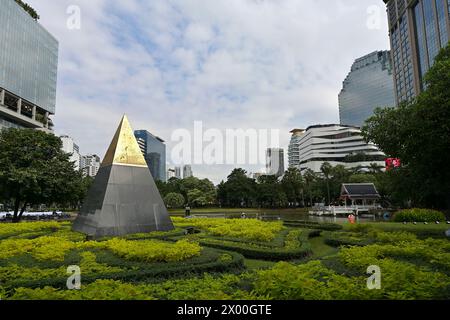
[
  {"left": 266, "top": 148, "right": 285, "bottom": 178},
  {"left": 383, "top": 0, "right": 450, "bottom": 104},
  {"left": 60, "top": 135, "right": 81, "bottom": 171},
  {"left": 339, "top": 51, "right": 395, "bottom": 127},
  {"left": 175, "top": 167, "right": 182, "bottom": 179},
  {"left": 288, "top": 129, "right": 305, "bottom": 169},
  {"left": 0, "top": 0, "right": 58, "bottom": 130},
  {"left": 288, "top": 125, "right": 385, "bottom": 173},
  {"left": 81, "top": 154, "right": 100, "bottom": 177},
  {"left": 183, "top": 165, "right": 193, "bottom": 179},
  {"left": 134, "top": 130, "right": 166, "bottom": 182}
]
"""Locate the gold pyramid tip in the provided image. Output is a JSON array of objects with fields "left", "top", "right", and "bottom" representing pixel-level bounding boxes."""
[{"left": 101, "top": 115, "right": 148, "bottom": 167}]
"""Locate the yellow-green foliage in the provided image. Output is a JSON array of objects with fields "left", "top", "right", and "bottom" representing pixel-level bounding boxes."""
[
  {"left": 253, "top": 261, "right": 370, "bottom": 300},
  {"left": 0, "top": 221, "right": 61, "bottom": 238},
  {"left": 172, "top": 217, "right": 283, "bottom": 242},
  {"left": 338, "top": 240, "right": 450, "bottom": 299},
  {"left": 95, "top": 238, "right": 202, "bottom": 263},
  {"left": 0, "top": 237, "right": 76, "bottom": 261},
  {"left": 0, "top": 252, "right": 122, "bottom": 284},
  {"left": 0, "top": 232, "right": 200, "bottom": 263},
  {"left": 8, "top": 275, "right": 256, "bottom": 300},
  {"left": 9, "top": 280, "right": 153, "bottom": 300},
  {"left": 284, "top": 230, "right": 302, "bottom": 250}
]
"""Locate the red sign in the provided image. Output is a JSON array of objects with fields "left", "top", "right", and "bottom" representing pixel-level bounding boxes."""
[{"left": 386, "top": 158, "right": 401, "bottom": 170}]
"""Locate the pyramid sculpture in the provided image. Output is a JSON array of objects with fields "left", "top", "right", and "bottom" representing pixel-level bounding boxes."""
[{"left": 72, "top": 115, "right": 174, "bottom": 238}]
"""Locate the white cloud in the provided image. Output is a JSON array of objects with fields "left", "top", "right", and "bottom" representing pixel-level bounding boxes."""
[{"left": 27, "top": 0, "right": 390, "bottom": 183}]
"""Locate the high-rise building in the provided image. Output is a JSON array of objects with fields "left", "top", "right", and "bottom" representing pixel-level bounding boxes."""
[
  {"left": 60, "top": 135, "right": 81, "bottom": 171},
  {"left": 266, "top": 148, "right": 285, "bottom": 178},
  {"left": 383, "top": 0, "right": 450, "bottom": 104},
  {"left": 288, "top": 129, "right": 305, "bottom": 169},
  {"left": 183, "top": 165, "right": 193, "bottom": 179},
  {"left": 81, "top": 154, "right": 100, "bottom": 177},
  {"left": 0, "top": 0, "right": 59, "bottom": 131},
  {"left": 134, "top": 130, "right": 166, "bottom": 182},
  {"left": 288, "top": 125, "right": 386, "bottom": 173},
  {"left": 339, "top": 51, "right": 395, "bottom": 127},
  {"left": 174, "top": 167, "right": 182, "bottom": 179}
]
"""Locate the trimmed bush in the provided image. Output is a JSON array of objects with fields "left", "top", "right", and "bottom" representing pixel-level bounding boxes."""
[
  {"left": 283, "top": 220, "right": 343, "bottom": 231},
  {"left": 172, "top": 217, "right": 284, "bottom": 242},
  {"left": 198, "top": 229, "right": 313, "bottom": 261},
  {"left": 393, "top": 208, "right": 446, "bottom": 223}
]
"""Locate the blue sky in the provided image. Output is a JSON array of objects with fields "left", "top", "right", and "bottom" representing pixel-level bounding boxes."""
[{"left": 27, "top": 0, "right": 390, "bottom": 183}]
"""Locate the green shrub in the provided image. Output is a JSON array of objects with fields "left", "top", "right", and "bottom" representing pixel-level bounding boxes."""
[
  {"left": 172, "top": 217, "right": 284, "bottom": 242},
  {"left": 393, "top": 208, "right": 446, "bottom": 222},
  {"left": 199, "top": 230, "right": 313, "bottom": 261},
  {"left": 283, "top": 221, "right": 343, "bottom": 231}
]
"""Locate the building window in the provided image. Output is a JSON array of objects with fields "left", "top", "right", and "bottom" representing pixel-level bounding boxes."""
[{"left": 436, "top": 0, "right": 449, "bottom": 46}]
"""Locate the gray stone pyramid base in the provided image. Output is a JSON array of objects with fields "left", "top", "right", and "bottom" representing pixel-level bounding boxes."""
[{"left": 72, "top": 164, "right": 174, "bottom": 238}]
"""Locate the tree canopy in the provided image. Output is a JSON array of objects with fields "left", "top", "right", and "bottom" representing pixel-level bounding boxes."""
[
  {"left": 362, "top": 44, "right": 450, "bottom": 209},
  {"left": 0, "top": 129, "right": 85, "bottom": 221}
]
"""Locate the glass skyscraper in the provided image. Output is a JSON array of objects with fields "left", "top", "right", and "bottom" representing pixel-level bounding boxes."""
[
  {"left": 339, "top": 51, "right": 395, "bottom": 128},
  {"left": 134, "top": 130, "right": 167, "bottom": 182},
  {"left": 0, "top": 0, "right": 58, "bottom": 130},
  {"left": 383, "top": 0, "right": 450, "bottom": 104}
]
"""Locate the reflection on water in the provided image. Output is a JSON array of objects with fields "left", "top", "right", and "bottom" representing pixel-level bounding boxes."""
[{"left": 191, "top": 211, "right": 385, "bottom": 223}]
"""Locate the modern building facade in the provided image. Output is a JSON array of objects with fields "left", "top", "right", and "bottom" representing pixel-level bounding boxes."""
[
  {"left": 81, "top": 154, "right": 100, "bottom": 177},
  {"left": 60, "top": 135, "right": 81, "bottom": 171},
  {"left": 266, "top": 148, "right": 285, "bottom": 178},
  {"left": 175, "top": 167, "right": 182, "bottom": 179},
  {"left": 183, "top": 165, "right": 193, "bottom": 179},
  {"left": 339, "top": 51, "right": 395, "bottom": 127},
  {"left": 383, "top": 0, "right": 450, "bottom": 104},
  {"left": 0, "top": 0, "right": 58, "bottom": 130},
  {"left": 288, "top": 125, "right": 386, "bottom": 173},
  {"left": 134, "top": 130, "right": 166, "bottom": 182}
]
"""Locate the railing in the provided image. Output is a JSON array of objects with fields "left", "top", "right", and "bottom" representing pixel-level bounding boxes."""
[{"left": 310, "top": 205, "right": 381, "bottom": 216}]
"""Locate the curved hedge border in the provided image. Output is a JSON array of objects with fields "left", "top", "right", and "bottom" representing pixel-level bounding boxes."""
[
  {"left": 283, "top": 220, "right": 343, "bottom": 231},
  {"left": 3, "top": 247, "right": 244, "bottom": 291},
  {"left": 323, "top": 231, "right": 375, "bottom": 248},
  {"left": 197, "top": 230, "right": 315, "bottom": 261}
]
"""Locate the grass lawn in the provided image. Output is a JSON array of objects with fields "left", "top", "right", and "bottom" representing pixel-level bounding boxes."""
[{"left": 308, "top": 236, "right": 339, "bottom": 259}]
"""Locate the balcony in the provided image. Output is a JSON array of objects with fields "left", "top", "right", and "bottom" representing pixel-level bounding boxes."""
[{"left": 0, "top": 87, "right": 52, "bottom": 132}]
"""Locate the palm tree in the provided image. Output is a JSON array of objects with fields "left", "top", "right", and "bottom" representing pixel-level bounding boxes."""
[
  {"left": 320, "top": 162, "right": 333, "bottom": 205},
  {"left": 303, "top": 169, "right": 317, "bottom": 207},
  {"left": 368, "top": 163, "right": 384, "bottom": 174}
]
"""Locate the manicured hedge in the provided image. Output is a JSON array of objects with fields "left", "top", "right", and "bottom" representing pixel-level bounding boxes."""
[
  {"left": 3, "top": 248, "right": 245, "bottom": 290},
  {"left": 393, "top": 208, "right": 446, "bottom": 223},
  {"left": 323, "top": 231, "right": 375, "bottom": 248},
  {"left": 198, "top": 230, "right": 314, "bottom": 261},
  {"left": 283, "top": 220, "right": 343, "bottom": 231}
]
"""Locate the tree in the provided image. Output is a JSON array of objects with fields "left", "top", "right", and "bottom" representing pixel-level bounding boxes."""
[
  {"left": 362, "top": 44, "right": 450, "bottom": 209},
  {"left": 349, "top": 174, "right": 377, "bottom": 184},
  {"left": 256, "top": 175, "right": 287, "bottom": 208},
  {"left": 303, "top": 169, "right": 317, "bottom": 207},
  {"left": 320, "top": 162, "right": 333, "bottom": 205},
  {"left": 368, "top": 163, "right": 384, "bottom": 174},
  {"left": 281, "top": 168, "right": 305, "bottom": 206},
  {"left": 163, "top": 193, "right": 185, "bottom": 208},
  {"left": 0, "top": 129, "right": 84, "bottom": 222},
  {"left": 218, "top": 169, "right": 256, "bottom": 207}
]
